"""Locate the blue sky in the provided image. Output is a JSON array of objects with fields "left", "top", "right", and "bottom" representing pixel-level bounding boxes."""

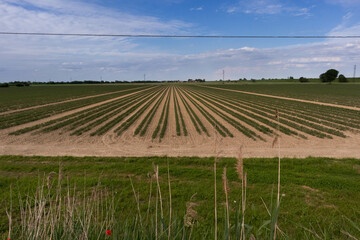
[{"left": 1, "top": 0, "right": 360, "bottom": 81}]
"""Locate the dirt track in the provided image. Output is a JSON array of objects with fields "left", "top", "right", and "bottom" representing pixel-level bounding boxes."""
[{"left": 0, "top": 85, "right": 359, "bottom": 159}]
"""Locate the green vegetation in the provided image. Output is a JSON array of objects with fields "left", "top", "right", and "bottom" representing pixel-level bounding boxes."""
[
  {"left": 0, "top": 86, "right": 151, "bottom": 130},
  {"left": 0, "top": 84, "right": 147, "bottom": 112},
  {"left": 320, "top": 69, "right": 339, "bottom": 83},
  {"left": 0, "top": 155, "right": 359, "bottom": 239},
  {"left": 205, "top": 83, "right": 360, "bottom": 107}
]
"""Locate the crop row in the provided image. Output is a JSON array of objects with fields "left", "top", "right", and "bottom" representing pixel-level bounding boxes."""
[
  {"left": 189, "top": 85, "right": 353, "bottom": 139},
  {"left": 94, "top": 87, "right": 166, "bottom": 136},
  {"left": 201, "top": 86, "right": 360, "bottom": 127},
  {"left": 198, "top": 87, "right": 355, "bottom": 136},
  {"left": 181, "top": 88, "right": 264, "bottom": 141},
  {"left": 173, "top": 89, "right": 188, "bottom": 136},
  {"left": 179, "top": 89, "right": 233, "bottom": 137},
  {"left": 72, "top": 87, "right": 165, "bottom": 136},
  {"left": 112, "top": 88, "right": 167, "bottom": 137},
  {"left": 10, "top": 87, "right": 161, "bottom": 135},
  {"left": 152, "top": 88, "right": 171, "bottom": 140},
  {"left": 0, "top": 86, "right": 152, "bottom": 130},
  {"left": 134, "top": 88, "right": 168, "bottom": 137},
  {"left": 176, "top": 87, "right": 208, "bottom": 136},
  {"left": 191, "top": 87, "right": 331, "bottom": 138},
  {"left": 184, "top": 87, "right": 301, "bottom": 138}
]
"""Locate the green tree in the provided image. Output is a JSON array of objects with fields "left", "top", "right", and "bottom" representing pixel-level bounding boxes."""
[
  {"left": 338, "top": 74, "right": 348, "bottom": 82},
  {"left": 299, "top": 77, "right": 308, "bottom": 83},
  {"left": 320, "top": 69, "right": 339, "bottom": 83}
]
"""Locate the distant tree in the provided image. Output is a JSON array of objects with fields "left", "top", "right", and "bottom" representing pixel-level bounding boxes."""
[
  {"left": 320, "top": 69, "right": 339, "bottom": 83},
  {"left": 289, "top": 76, "right": 294, "bottom": 80},
  {"left": 0, "top": 83, "right": 9, "bottom": 87},
  {"left": 299, "top": 77, "right": 308, "bottom": 83},
  {"left": 338, "top": 74, "right": 348, "bottom": 82}
]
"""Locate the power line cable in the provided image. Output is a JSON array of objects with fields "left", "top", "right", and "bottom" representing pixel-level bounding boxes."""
[{"left": 1, "top": 32, "right": 360, "bottom": 38}]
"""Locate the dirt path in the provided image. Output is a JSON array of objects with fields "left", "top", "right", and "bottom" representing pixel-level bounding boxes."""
[
  {"left": 202, "top": 86, "right": 360, "bottom": 111},
  {"left": 0, "top": 86, "right": 149, "bottom": 116}
]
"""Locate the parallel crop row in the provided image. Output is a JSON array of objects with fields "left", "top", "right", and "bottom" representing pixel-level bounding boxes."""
[
  {"left": 189, "top": 87, "right": 301, "bottom": 138},
  {"left": 134, "top": 88, "right": 167, "bottom": 136},
  {"left": 93, "top": 87, "right": 165, "bottom": 136},
  {"left": 182, "top": 88, "right": 264, "bottom": 140},
  {"left": 176, "top": 88, "right": 208, "bottom": 136},
  {"left": 180, "top": 89, "right": 233, "bottom": 137},
  {"left": 193, "top": 86, "right": 348, "bottom": 139},
  {"left": 173, "top": 89, "right": 188, "bottom": 136},
  {"left": 0, "top": 86, "right": 151, "bottom": 130},
  {"left": 73, "top": 88, "right": 164, "bottom": 136},
  {"left": 9, "top": 88, "right": 154, "bottom": 135},
  {"left": 152, "top": 88, "right": 171, "bottom": 140}
]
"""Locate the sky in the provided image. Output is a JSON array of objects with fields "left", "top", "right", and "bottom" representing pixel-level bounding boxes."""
[{"left": 1, "top": 0, "right": 360, "bottom": 82}]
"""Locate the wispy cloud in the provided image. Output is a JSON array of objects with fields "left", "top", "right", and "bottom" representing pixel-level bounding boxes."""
[
  {"left": 225, "top": 0, "right": 313, "bottom": 16},
  {"left": 325, "top": 0, "right": 360, "bottom": 7},
  {"left": 190, "top": 6, "right": 203, "bottom": 11}
]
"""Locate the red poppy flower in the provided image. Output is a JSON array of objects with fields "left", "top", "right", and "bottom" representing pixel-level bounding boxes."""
[{"left": 106, "top": 230, "right": 111, "bottom": 236}]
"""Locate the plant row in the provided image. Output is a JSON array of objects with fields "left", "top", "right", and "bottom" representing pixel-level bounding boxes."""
[
  {"left": 0, "top": 86, "right": 152, "bottom": 130},
  {"left": 193, "top": 86, "right": 351, "bottom": 139}
]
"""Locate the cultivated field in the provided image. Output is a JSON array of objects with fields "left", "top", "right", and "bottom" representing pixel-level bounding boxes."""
[
  {"left": 1, "top": 83, "right": 360, "bottom": 239},
  {"left": 0, "top": 83, "right": 359, "bottom": 158}
]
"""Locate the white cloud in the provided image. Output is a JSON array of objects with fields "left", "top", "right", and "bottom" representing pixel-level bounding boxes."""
[
  {"left": 226, "top": 0, "right": 313, "bottom": 16},
  {"left": 190, "top": 7, "right": 203, "bottom": 11},
  {"left": 1, "top": 0, "right": 360, "bottom": 81},
  {"left": 325, "top": 0, "right": 360, "bottom": 7}
]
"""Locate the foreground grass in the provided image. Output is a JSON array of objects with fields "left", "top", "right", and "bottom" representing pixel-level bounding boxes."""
[{"left": 0, "top": 155, "right": 359, "bottom": 239}]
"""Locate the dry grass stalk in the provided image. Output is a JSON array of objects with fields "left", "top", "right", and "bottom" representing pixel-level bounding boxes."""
[
  {"left": 6, "top": 184, "right": 12, "bottom": 240},
  {"left": 241, "top": 172, "right": 247, "bottom": 240},
  {"left": 214, "top": 123, "right": 219, "bottom": 240},
  {"left": 184, "top": 193, "right": 199, "bottom": 227},
  {"left": 274, "top": 108, "right": 281, "bottom": 239},
  {"left": 236, "top": 146, "right": 244, "bottom": 181},
  {"left": 146, "top": 172, "right": 153, "bottom": 222},
  {"left": 214, "top": 160, "right": 218, "bottom": 240},
  {"left": 167, "top": 160, "right": 172, "bottom": 240},
  {"left": 129, "top": 176, "right": 143, "bottom": 228},
  {"left": 222, "top": 167, "right": 230, "bottom": 238}
]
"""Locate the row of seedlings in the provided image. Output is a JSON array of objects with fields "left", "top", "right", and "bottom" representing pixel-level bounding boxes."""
[
  {"left": 205, "top": 86, "right": 359, "bottom": 132},
  {"left": 175, "top": 87, "right": 208, "bottom": 136},
  {"left": 0, "top": 86, "right": 151, "bottom": 129},
  {"left": 179, "top": 88, "right": 233, "bottom": 137},
  {"left": 187, "top": 86, "right": 303, "bottom": 138},
  {"left": 134, "top": 87, "right": 168, "bottom": 136},
  {"left": 152, "top": 88, "right": 171, "bottom": 141},
  {"left": 41, "top": 88, "right": 155, "bottom": 134},
  {"left": 173, "top": 88, "right": 188, "bottom": 136},
  {"left": 199, "top": 85, "right": 360, "bottom": 129},
  {"left": 8, "top": 86, "right": 157, "bottom": 135},
  {"left": 92, "top": 87, "right": 167, "bottom": 136},
  {"left": 70, "top": 87, "right": 164, "bottom": 136},
  {"left": 195, "top": 87, "right": 342, "bottom": 139},
  {"left": 182, "top": 87, "right": 265, "bottom": 141}
]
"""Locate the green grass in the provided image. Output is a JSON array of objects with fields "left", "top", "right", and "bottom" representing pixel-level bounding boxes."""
[{"left": 1, "top": 155, "right": 359, "bottom": 239}]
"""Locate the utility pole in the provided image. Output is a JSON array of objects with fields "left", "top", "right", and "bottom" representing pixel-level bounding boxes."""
[
  {"left": 222, "top": 69, "right": 225, "bottom": 81},
  {"left": 144, "top": 74, "right": 146, "bottom": 81},
  {"left": 354, "top": 65, "right": 357, "bottom": 82}
]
